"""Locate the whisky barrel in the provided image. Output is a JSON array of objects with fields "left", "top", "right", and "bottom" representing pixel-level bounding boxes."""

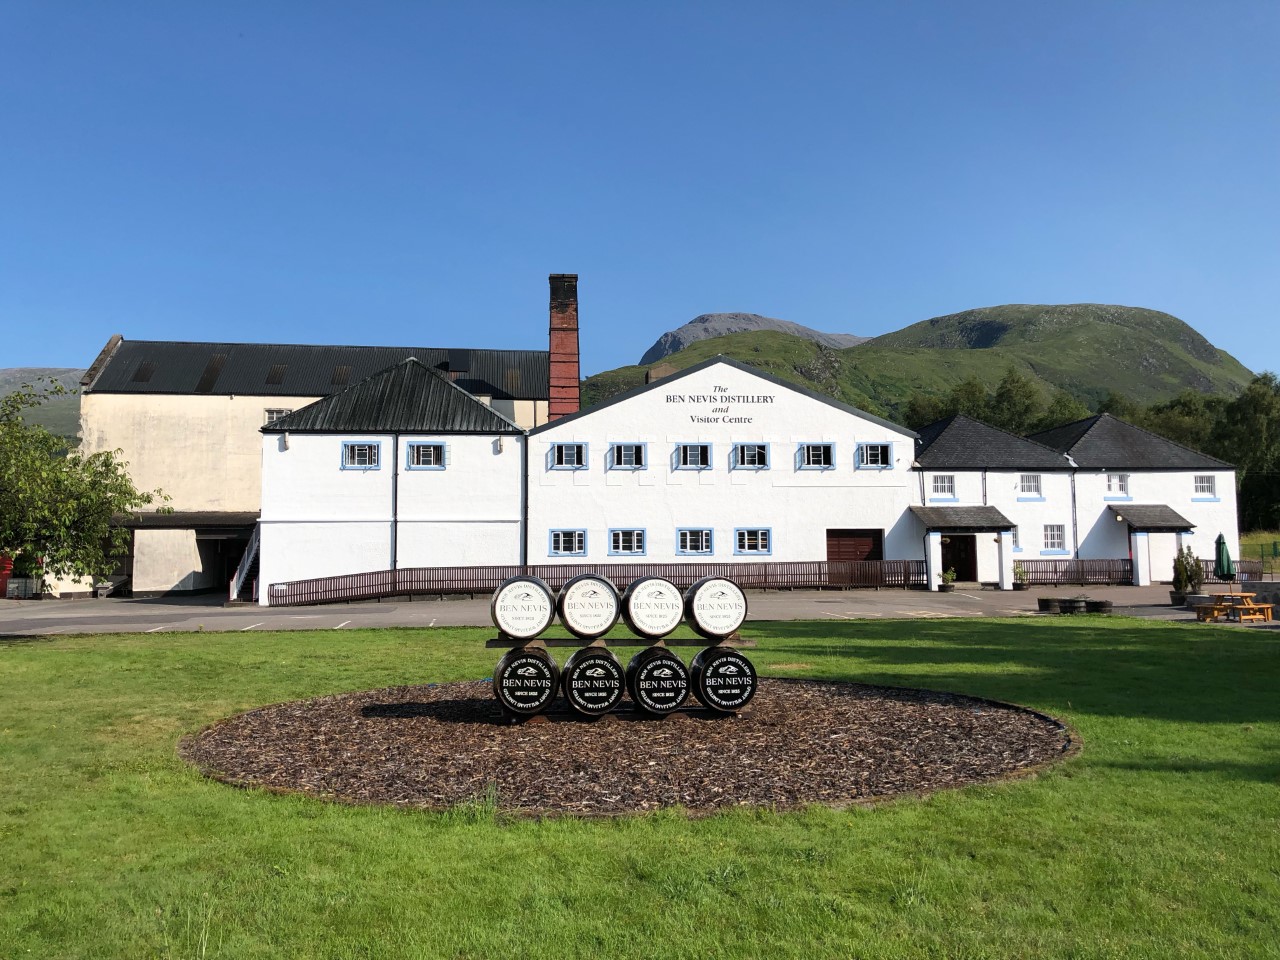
[
  {"left": 690, "top": 645, "right": 758, "bottom": 713},
  {"left": 625, "top": 646, "right": 690, "bottom": 715},
  {"left": 561, "top": 646, "right": 626, "bottom": 717},
  {"left": 621, "top": 576, "right": 685, "bottom": 639},
  {"left": 492, "top": 646, "right": 560, "bottom": 715},
  {"left": 489, "top": 575, "right": 556, "bottom": 640},
  {"left": 684, "top": 577, "right": 748, "bottom": 640},
  {"left": 557, "top": 574, "right": 621, "bottom": 639}
]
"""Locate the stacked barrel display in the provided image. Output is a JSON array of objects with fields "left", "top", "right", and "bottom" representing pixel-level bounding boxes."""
[{"left": 491, "top": 573, "right": 756, "bottom": 720}]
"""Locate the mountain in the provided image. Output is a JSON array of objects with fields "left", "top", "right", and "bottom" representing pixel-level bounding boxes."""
[
  {"left": 0, "top": 368, "right": 85, "bottom": 439},
  {"left": 639, "top": 313, "right": 868, "bottom": 365},
  {"left": 584, "top": 304, "right": 1255, "bottom": 417}
]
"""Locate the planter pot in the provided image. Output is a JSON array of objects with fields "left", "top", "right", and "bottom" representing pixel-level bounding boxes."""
[
  {"left": 1037, "top": 597, "right": 1060, "bottom": 613},
  {"left": 1012, "top": 582, "right": 1029, "bottom": 591},
  {"left": 1058, "top": 598, "right": 1087, "bottom": 615},
  {"left": 1169, "top": 592, "right": 1186, "bottom": 607},
  {"left": 938, "top": 584, "right": 956, "bottom": 593},
  {"left": 1085, "top": 600, "right": 1113, "bottom": 615},
  {"left": 0, "top": 555, "right": 11, "bottom": 601}
]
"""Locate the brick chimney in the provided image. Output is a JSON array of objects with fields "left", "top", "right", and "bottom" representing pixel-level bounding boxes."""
[{"left": 548, "top": 273, "right": 580, "bottom": 420}]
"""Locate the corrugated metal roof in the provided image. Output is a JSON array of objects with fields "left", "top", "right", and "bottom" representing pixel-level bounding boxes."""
[
  {"left": 915, "top": 414, "right": 1069, "bottom": 470},
  {"left": 262, "top": 359, "right": 524, "bottom": 434},
  {"left": 1107, "top": 504, "right": 1195, "bottom": 532},
  {"left": 910, "top": 505, "right": 1015, "bottom": 531},
  {"left": 1029, "top": 414, "right": 1232, "bottom": 470},
  {"left": 83, "top": 339, "right": 549, "bottom": 401}
]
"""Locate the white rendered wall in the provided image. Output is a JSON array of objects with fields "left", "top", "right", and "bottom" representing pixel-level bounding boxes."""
[
  {"left": 132, "top": 528, "right": 219, "bottom": 594},
  {"left": 528, "top": 362, "right": 919, "bottom": 564}
]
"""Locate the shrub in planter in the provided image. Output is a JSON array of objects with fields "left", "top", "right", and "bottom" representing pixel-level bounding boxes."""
[
  {"left": 1171, "top": 547, "right": 1204, "bottom": 605},
  {"left": 938, "top": 568, "right": 957, "bottom": 592}
]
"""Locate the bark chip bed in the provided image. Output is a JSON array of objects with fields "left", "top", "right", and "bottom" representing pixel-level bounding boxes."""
[{"left": 180, "top": 678, "right": 1075, "bottom": 816}]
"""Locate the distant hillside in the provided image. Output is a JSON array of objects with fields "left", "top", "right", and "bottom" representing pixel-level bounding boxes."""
[
  {"left": 0, "top": 368, "right": 84, "bottom": 439},
  {"left": 640, "top": 313, "right": 867, "bottom": 365},
  {"left": 584, "top": 304, "right": 1254, "bottom": 417}
]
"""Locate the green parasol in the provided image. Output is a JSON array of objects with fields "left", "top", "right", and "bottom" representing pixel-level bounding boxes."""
[{"left": 1213, "top": 532, "right": 1236, "bottom": 586}]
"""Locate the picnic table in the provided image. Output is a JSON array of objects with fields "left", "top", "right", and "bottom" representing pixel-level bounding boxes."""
[{"left": 1195, "top": 593, "right": 1274, "bottom": 623}]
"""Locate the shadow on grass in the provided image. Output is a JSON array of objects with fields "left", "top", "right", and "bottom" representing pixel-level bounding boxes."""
[
  {"left": 754, "top": 618, "right": 1280, "bottom": 725},
  {"left": 1094, "top": 759, "right": 1280, "bottom": 784}
]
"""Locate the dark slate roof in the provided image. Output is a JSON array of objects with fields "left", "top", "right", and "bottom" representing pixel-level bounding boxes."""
[
  {"left": 81, "top": 337, "right": 548, "bottom": 401},
  {"left": 910, "top": 505, "right": 1015, "bottom": 531},
  {"left": 915, "top": 414, "right": 1069, "bottom": 470},
  {"left": 1028, "top": 414, "right": 1232, "bottom": 470},
  {"left": 1107, "top": 504, "right": 1195, "bottom": 532},
  {"left": 261, "top": 359, "right": 523, "bottom": 435},
  {"left": 529, "top": 355, "right": 917, "bottom": 438}
]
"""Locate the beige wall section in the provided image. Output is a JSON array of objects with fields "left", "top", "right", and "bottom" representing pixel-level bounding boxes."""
[{"left": 132, "top": 528, "right": 220, "bottom": 594}]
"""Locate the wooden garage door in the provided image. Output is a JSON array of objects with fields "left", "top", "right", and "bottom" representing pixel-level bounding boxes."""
[{"left": 826, "top": 529, "right": 884, "bottom": 563}]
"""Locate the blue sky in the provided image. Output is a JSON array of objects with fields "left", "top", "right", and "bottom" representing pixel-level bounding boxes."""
[{"left": 2, "top": 2, "right": 1277, "bottom": 379}]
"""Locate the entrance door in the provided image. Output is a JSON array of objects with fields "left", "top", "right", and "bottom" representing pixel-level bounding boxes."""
[
  {"left": 827, "top": 529, "right": 884, "bottom": 585},
  {"left": 940, "top": 534, "right": 978, "bottom": 582}
]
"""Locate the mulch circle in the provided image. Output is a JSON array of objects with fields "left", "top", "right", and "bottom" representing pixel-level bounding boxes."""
[{"left": 179, "top": 678, "right": 1077, "bottom": 817}]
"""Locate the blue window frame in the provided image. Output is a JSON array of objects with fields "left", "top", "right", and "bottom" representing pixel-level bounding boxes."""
[
  {"left": 797, "top": 442, "right": 835, "bottom": 470},
  {"left": 406, "top": 442, "right": 446, "bottom": 470},
  {"left": 549, "top": 442, "right": 587, "bottom": 470},
  {"left": 549, "top": 529, "right": 587, "bottom": 557},
  {"left": 732, "top": 443, "right": 770, "bottom": 470},
  {"left": 341, "top": 441, "right": 382, "bottom": 470},
  {"left": 1017, "top": 473, "right": 1045, "bottom": 502},
  {"left": 608, "top": 528, "right": 647, "bottom": 556},
  {"left": 1041, "top": 523, "right": 1068, "bottom": 555},
  {"left": 676, "top": 528, "right": 713, "bottom": 556},
  {"left": 734, "top": 527, "right": 772, "bottom": 555},
  {"left": 855, "top": 442, "right": 893, "bottom": 470},
  {"left": 674, "top": 443, "right": 712, "bottom": 470},
  {"left": 608, "top": 442, "right": 647, "bottom": 471}
]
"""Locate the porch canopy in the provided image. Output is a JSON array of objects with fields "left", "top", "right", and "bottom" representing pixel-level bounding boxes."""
[
  {"left": 910, "top": 505, "right": 1014, "bottom": 532},
  {"left": 1106, "top": 504, "right": 1194, "bottom": 533}
]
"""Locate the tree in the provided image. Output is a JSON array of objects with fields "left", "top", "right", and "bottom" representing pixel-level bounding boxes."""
[
  {"left": 1096, "top": 390, "right": 1139, "bottom": 420},
  {"left": 947, "top": 376, "right": 990, "bottom": 420},
  {"left": 0, "top": 382, "right": 166, "bottom": 584},
  {"left": 1033, "top": 390, "right": 1091, "bottom": 433},
  {"left": 1209, "top": 373, "right": 1280, "bottom": 531},
  {"left": 902, "top": 392, "right": 948, "bottom": 430},
  {"left": 1140, "top": 390, "right": 1224, "bottom": 454},
  {"left": 987, "top": 367, "right": 1043, "bottom": 434}
]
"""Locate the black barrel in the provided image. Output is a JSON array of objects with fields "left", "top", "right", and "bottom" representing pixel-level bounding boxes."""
[
  {"left": 625, "top": 646, "right": 690, "bottom": 716},
  {"left": 492, "top": 646, "right": 560, "bottom": 715},
  {"left": 691, "top": 645, "right": 758, "bottom": 713},
  {"left": 489, "top": 576, "right": 556, "bottom": 640},
  {"left": 561, "top": 646, "right": 626, "bottom": 717},
  {"left": 621, "top": 576, "right": 685, "bottom": 639},
  {"left": 684, "top": 577, "right": 748, "bottom": 640},
  {"left": 556, "top": 574, "right": 621, "bottom": 640}
]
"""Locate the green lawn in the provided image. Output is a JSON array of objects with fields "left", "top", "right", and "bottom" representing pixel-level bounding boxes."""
[
  {"left": 1240, "top": 529, "right": 1280, "bottom": 576},
  {"left": 2, "top": 618, "right": 1278, "bottom": 959}
]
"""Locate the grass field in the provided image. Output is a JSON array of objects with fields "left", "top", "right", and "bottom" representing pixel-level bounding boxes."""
[
  {"left": 1240, "top": 530, "right": 1280, "bottom": 576},
  {"left": 2, "top": 618, "right": 1278, "bottom": 959}
]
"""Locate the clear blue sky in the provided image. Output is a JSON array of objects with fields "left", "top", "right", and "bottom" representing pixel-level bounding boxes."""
[{"left": 3, "top": 1, "right": 1277, "bottom": 378}]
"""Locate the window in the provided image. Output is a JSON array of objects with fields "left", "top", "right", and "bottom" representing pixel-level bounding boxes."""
[
  {"left": 735, "top": 528, "right": 772, "bottom": 555},
  {"left": 798, "top": 443, "right": 834, "bottom": 469},
  {"left": 407, "top": 443, "right": 446, "bottom": 469},
  {"left": 733, "top": 444, "right": 769, "bottom": 469},
  {"left": 264, "top": 408, "right": 293, "bottom": 424},
  {"left": 1012, "top": 526, "right": 1021, "bottom": 550},
  {"left": 1106, "top": 474, "right": 1129, "bottom": 496},
  {"left": 549, "top": 530, "right": 586, "bottom": 556},
  {"left": 1019, "top": 474, "right": 1043, "bottom": 497},
  {"left": 609, "top": 529, "right": 646, "bottom": 556},
  {"left": 1194, "top": 475, "right": 1216, "bottom": 497},
  {"left": 609, "top": 443, "right": 646, "bottom": 470},
  {"left": 676, "top": 443, "right": 711, "bottom": 470},
  {"left": 932, "top": 475, "right": 956, "bottom": 497},
  {"left": 1043, "top": 524, "right": 1065, "bottom": 552},
  {"left": 856, "top": 443, "right": 892, "bottom": 469},
  {"left": 550, "top": 442, "right": 587, "bottom": 470},
  {"left": 341, "top": 442, "right": 380, "bottom": 470},
  {"left": 677, "top": 528, "right": 713, "bottom": 555}
]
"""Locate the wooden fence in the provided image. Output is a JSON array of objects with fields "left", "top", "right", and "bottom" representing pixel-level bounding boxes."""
[
  {"left": 267, "top": 559, "right": 929, "bottom": 607},
  {"left": 1017, "top": 559, "right": 1133, "bottom": 586},
  {"left": 1196, "top": 559, "right": 1265, "bottom": 583}
]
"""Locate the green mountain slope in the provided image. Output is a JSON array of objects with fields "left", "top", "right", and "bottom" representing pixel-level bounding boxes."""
[
  {"left": 0, "top": 368, "right": 84, "bottom": 439},
  {"left": 583, "top": 305, "right": 1255, "bottom": 417}
]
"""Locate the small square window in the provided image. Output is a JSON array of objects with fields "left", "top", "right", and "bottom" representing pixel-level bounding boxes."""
[
  {"left": 1019, "top": 474, "right": 1043, "bottom": 496},
  {"left": 735, "top": 528, "right": 771, "bottom": 555},
  {"left": 932, "top": 475, "right": 956, "bottom": 496},
  {"left": 1044, "top": 524, "right": 1065, "bottom": 551},
  {"left": 857, "top": 443, "right": 892, "bottom": 469},
  {"left": 676, "top": 443, "right": 711, "bottom": 470},
  {"left": 799, "top": 443, "right": 834, "bottom": 469},
  {"left": 733, "top": 444, "right": 769, "bottom": 469},
  {"left": 677, "top": 528, "right": 713, "bottom": 555},
  {"left": 1107, "top": 474, "right": 1129, "bottom": 495},
  {"left": 342, "top": 443, "right": 380, "bottom": 469},
  {"left": 408, "top": 443, "right": 445, "bottom": 469},
  {"left": 551, "top": 443, "right": 587, "bottom": 470},
  {"left": 609, "top": 529, "right": 646, "bottom": 555},
  {"left": 550, "top": 530, "right": 586, "bottom": 556},
  {"left": 609, "top": 443, "right": 646, "bottom": 470},
  {"left": 1194, "top": 475, "right": 1216, "bottom": 496},
  {"left": 264, "top": 408, "right": 293, "bottom": 424}
]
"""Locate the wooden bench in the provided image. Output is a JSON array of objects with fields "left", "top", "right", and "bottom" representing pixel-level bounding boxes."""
[
  {"left": 1195, "top": 603, "right": 1230, "bottom": 622},
  {"left": 1230, "top": 603, "right": 1273, "bottom": 623}
]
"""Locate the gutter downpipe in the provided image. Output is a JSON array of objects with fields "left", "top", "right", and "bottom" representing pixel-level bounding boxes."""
[
  {"left": 1065, "top": 454, "right": 1079, "bottom": 555},
  {"left": 520, "top": 432, "right": 529, "bottom": 569},
  {"left": 391, "top": 433, "right": 400, "bottom": 573}
]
